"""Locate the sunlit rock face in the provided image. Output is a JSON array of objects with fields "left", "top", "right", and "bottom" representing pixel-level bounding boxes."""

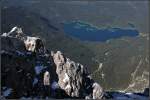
[
  {"left": 92, "top": 82, "right": 104, "bottom": 99},
  {"left": 2, "top": 26, "right": 45, "bottom": 53},
  {"left": 52, "top": 51, "right": 104, "bottom": 99},
  {"left": 24, "top": 36, "right": 45, "bottom": 53},
  {"left": 6, "top": 26, "right": 26, "bottom": 40},
  {"left": 52, "top": 51, "right": 84, "bottom": 97},
  {"left": 43, "top": 71, "right": 50, "bottom": 86}
]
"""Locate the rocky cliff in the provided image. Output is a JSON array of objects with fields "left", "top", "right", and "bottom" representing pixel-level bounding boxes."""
[
  {"left": 1, "top": 27, "right": 149, "bottom": 100},
  {"left": 1, "top": 27, "right": 104, "bottom": 99}
]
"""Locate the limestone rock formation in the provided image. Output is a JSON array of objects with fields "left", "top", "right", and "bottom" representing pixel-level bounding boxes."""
[
  {"left": 52, "top": 51, "right": 104, "bottom": 99},
  {"left": 92, "top": 82, "right": 104, "bottom": 99},
  {"left": 24, "top": 36, "right": 45, "bottom": 53},
  {"left": 43, "top": 71, "right": 50, "bottom": 86},
  {"left": 2, "top": 27, "right": 45, "bottom": 53}
]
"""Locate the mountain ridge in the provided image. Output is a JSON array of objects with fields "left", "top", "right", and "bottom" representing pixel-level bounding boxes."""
[
  {"left": 1, "top": 27, "right": 149, "bottom": 100},
  {"left": 1, "top": 27, "right": 104, "bottom": 99}
]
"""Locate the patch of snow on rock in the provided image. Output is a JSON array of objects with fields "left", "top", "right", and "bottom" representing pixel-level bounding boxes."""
[
  {"left": 16, "top": 50, "right": 25, "bottom": 56},
  {"left": 2, "top": 33, "right": 8, "bottom": 36},
  {"left": 3, "top": 88, "right": 12, "bottom": 97},
  {"left": 51, "top": 81, "right": 59, "bottom": 90},
  {"left": 9, "top": 26, "right": 18, "bottom": 33},
  {"left": 105, "top": 52, "right": 109, "bottom": 56},
  {"left": 20, "top": 97, "right": 32, "bottom": 100},
  {"left": 26, "top": 52, "right": 32, "bottom": 55},
  {"left": 34, "top": 65, "right": 44, "bottom": 75},
  {"left": 33, "top": 78, "right": 38, "bottom": 86}
]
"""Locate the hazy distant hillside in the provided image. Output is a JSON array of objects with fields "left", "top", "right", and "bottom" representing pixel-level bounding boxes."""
[
  {"left": 86, "top": 36, "right": 149, "bottom": 90},
  {"left": 2, "top": 0, "right": 149, "bottom": 33}
]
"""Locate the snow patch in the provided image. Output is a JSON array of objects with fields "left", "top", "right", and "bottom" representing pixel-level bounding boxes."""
[
  {"left": 2, "top": 87, "right": 7, "bottom": 90},
  {"left": 2, "top": 33, "right": 8, "bottom": 36},
  {"left": 20, "top": 97, "right": 32, "bottom": 100},
  {"left": 51, "top": 81, "right": 59, "bottom": 90},
  {"left": 26, "top": 52, "right": 32, "bottom": 55},
  {"left": 34, "top": 65, "right": 44, "bottom": 75},
  {"left": 33, "top": 78, "right": 38, "bottom": 86},
  {"left": 105, "top": 52, "right": 109, "bottom": 56},
  {"left": 17, "top": 69, "right": 23, "bottom": 73},
  {"left": 3, "top": 88, "right": 12, "bottom": 97},
  {"left": 47, "top": 61, "right": 51, "bottom": 64},
  {"left": 16, "top": 50, "right": 25, "bottom": 56},
  {"left": 9, "top": 26, "right": 18, "bottom": 33},
  {"left": 1, "top": 50, "right": 6, "bottom": 54}
]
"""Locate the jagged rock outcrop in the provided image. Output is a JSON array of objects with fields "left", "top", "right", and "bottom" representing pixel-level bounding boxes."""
[
  {"left": 1, "top": 27, "right": 104, "bottom": 99},
  {"left": 52, "top": 51, "right": 104, "bottom": 99},
  {"left": 43, "top": 71, "right": 50, "bottom": 86},
  {"left": 24, "top": 36, "right": 45, "bottom": 53},
  {"left": 2, "top": 27, "right": 45, "bottom": 53},
  {"left": 1, "top": 27, "right": 149, "bottom": 100},
  {"left": 1, "top": 27, "right": 55, "bottom": 98},
  {"left": 52, "top": 51, "right": 85, "bottom": 97}
]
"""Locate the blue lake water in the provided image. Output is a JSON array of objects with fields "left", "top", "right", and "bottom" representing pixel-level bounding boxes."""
[{"left": 63, "top": 21, "right": 139, "bottom": 42}]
